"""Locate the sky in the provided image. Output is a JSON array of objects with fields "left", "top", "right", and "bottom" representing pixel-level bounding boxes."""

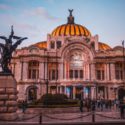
[{"left": 0, "top": 0, "right": 125, "bottom": 48}]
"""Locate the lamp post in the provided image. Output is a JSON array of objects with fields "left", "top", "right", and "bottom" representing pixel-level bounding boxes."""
[
  {"left": 94, "top": 80, "right": 97, "bottom": 100},
  {"left": 122, "top": 40, "right": 125, "bottom": 83},
  {"left": 44, "top": 48, "right": 49, "bottom": 94},
  {"left": 56, "top": 48, "right": 58, "bottom": 93},
  {"left": 45, "top": 79, "right": 49, "bottom": 94}
]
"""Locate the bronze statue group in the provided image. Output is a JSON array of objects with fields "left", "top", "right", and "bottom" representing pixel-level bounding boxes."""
[{"left": 0, "top": 26, "right": 27, "bottom": 74}]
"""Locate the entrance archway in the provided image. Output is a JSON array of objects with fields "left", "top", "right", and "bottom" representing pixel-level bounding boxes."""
[
  {"left": 76, "top": 86, "right": 83, "bottom": 100},
  {"left": 27, "top": 86, "right": 37, "bottom": 101},
  {"left": 118, "top": 88, "right": 125, "bottom": 100}
]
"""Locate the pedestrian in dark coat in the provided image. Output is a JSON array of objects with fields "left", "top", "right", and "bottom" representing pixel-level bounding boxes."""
[
  {"left": 22, "top": 100, "right": 27, "bottom": 113},
  {"left": 79, "top": 100, "right": 83, "bottom": 112},
  {"left": 119, "top": 100, "right": 124, "bottom": 119}
]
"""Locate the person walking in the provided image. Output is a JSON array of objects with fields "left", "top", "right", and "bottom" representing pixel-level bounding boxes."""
[
  {"left": 22, "top": 100, "right": 27, "bottom": 113},
  {"left": 79, "top": 99, "right": 83, "bottom": 112},
  {"left": 119, "top": 100, "right": 124, "bottom": 119}
]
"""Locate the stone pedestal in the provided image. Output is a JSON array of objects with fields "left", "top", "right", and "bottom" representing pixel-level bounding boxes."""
[{"left": 0, "top": 74, "right": 18, "bottom": 121}]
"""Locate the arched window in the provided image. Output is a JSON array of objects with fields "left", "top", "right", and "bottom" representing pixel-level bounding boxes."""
[
  {"left": 48, "top": 63, "right": 58, "bottom": 80},
  {"left": 91, "top": 42, "right": 95, "bottom": 49},
  {"left": 69, "top": 51, "right": 84, "bottom": 79},
  {"left": 27, "top": 87, "right": 37, "bottom": 101},
  {"left": 96, "top": 64, "right": 105, "bottom": 80},
  {"left": 28, "top": 61, "right": 39, "bottom": 79},
  {"left": 56, "top": 41, "right": 61, "bottom": 49},
  {"left": 115, "top": 62, "right": 123, "bottom": 80},
  {"left": 50, "top": 41, "right": 55, "bottom": 49}
]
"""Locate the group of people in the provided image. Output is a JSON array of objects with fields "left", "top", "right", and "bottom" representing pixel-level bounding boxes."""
[
  {"left": 18, "top": 100, "right": 28, "bottom": 113},
  {"left": 79, "top": 98, "right": 125, "bottom": 118}
]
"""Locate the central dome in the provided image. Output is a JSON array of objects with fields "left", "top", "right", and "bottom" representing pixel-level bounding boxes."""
[{"left": 51, "top": 10, "right": 91, "bottom": 37}]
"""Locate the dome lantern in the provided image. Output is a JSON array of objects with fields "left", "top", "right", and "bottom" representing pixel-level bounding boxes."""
[{"left": 67, "top": 9, "right": 75, "bottom": 24}]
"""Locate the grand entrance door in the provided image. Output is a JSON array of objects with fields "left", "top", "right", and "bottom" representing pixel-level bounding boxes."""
[
  {"left": 98, "top": 86, "right": 105, "bottom": 99},
  {"left": 118, "top": 88, "right": 125, "bottom": 100},
  {"left": 84, "top": 86, "right": 91, "bottom": 99},
  {"left": 76, "top": 86, "right": 83, "bottom": 100},
  {"left": 66, "top": 86, "right": 73, "bottom": 99},
  {"left": 28, "top": 87, "right": 37, "bottom": 101}
]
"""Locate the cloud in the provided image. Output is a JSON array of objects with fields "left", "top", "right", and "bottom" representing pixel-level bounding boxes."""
[
  {"left": 0, "top": 13, "right": 39, "bottom": 31},
  {"left": 0, "top": 4, "right": 11, "bottom": 10},
  {"left": 43, "top": 0, "right": 55, "bottom": 3},
  {"left": 24, "top": 7, "right": 60, "bottom": 21}
]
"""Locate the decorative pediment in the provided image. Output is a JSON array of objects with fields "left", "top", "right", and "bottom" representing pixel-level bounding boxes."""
[{"left": 29, "top": 46, "right": 39, "bottom": 53}]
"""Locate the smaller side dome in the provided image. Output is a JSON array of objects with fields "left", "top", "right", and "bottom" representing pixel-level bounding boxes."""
[
  {"left": 99, "top": 42, "right": 112, "bottom": 51},
  {"left": 31, "top": 41, "right": 47, "bottom": 49}
]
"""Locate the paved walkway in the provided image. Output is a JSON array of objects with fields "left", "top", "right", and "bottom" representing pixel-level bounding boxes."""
[{"left": 1, "top": 107, "right": 125, "bottom": 124}]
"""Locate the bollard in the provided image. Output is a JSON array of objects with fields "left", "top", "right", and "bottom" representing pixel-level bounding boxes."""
[
  {"left": 39, "top": 113, "right": 42, "bottom": 125},
  {"left": 91, "top": 102, "right": 95, "bottom": 122},
  {"left": 92, "top": 111, "right": 95, "bottom": 122}
]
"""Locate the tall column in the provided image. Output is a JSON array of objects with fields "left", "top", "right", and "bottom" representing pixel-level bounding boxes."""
[
  {"left": 91, "top": 87, "right": 95, "bottom": 100},
  {"left": 58, "top": 63, "right": 63, "bottom": 80},
  {"left": 20, "top": 61, "right": 23, "bottom": 81},
  {"left": 64, "top": 85, "right": 67, "bottom": 95},
  {"left": 39, "top": 62, "right": 44, "bottom": 79},
  {"left": 89, "top": 64, "right": 91, "bottom": 80},
  {"left": 104, "top": 87, "right": 106, "bottom": 99},
  {"left": 110, "top": 63, "right": 115, "bottom": 80},
  {"left": 14, "top": 61, "right": 21, "bottom": 81},
  {"left": 91, "top": 63, "right": 96, "bottom": 80},
  {"left": 108, "top": 86, "right": 112, "bottom": 100},
  {"left": 39, "top": 62, "right": 44, "bottom": 97},
  {"left": 64, "top": 61, "right": 66, "bottom": 79},
  {"left": 45, "top": 60, "right": 48, "bottom": 80},
  {"left": 63, "top": 62, "right": 65, "bottom": 79},
  {"left": 106, "top": 63, "right": 110, "bottom": 81},
  {"left": 86, "top": 64, "right": 89, "bottom": 80},
  {"left": 84, "top": 64, "right": 87, "bottom": 80},
  {"left": 93, "top": 87, "right": 96, "bottom": 99},
  {"left": 85, "top": 64, "right": 89, "bottom": 80},
  {"left": 104, "top": 64, "right": 107, "bottom": 81},
  {"left": 67, "top": 63, "right": 69, "bottom": 79},
  {"left": 96, "top": 86, "right": 98, "bottom": 99},
  {"left": 104, "top": 87, "right": 108, "bottom": 99},
  {"left": 22, "top": 62, "right": 28, "bottom": 80}
]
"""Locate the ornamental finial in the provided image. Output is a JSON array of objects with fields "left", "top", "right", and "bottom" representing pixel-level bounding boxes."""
[
  {"left": 67, "top": 9, "right": 74, "bottom": 24},
  {"left": 68, "top": 9, "right": 73, "bottom": 16}
]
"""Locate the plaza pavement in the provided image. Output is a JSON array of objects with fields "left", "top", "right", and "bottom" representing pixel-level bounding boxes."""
[{"left": 0, "top": 107, "right": 125, "bottom": 125}]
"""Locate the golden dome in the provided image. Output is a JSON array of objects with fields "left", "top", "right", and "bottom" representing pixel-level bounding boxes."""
[
  {"left": 52, "top": 24, "right": 91, "bottom": 37},
  {"left": 51, "top": 10, "right": 91, "bottom": 37},
  {"left": 32, "top": 41, "right": 47, "bottom": 49},
  {"left": 99, "top": 42, "right": 111, "bottom": 51}
]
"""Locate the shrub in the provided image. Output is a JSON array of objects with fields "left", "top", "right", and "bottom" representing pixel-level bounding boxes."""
[{"left": 40, "top": 93, "right": 68, "bottom": 105}]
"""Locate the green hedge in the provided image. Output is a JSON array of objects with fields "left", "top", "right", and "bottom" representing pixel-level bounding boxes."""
[
  {"left": 39, "top": 94, "right": 78, "bottom": 105},
  {"left": 27, "top": 94, "right": 78, "bottom": 107},
  {"left": 40, "top": 93, "right": 68, "bottom": 105}
]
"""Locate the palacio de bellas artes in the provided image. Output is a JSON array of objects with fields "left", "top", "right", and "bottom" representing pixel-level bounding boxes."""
[
  {"left": 9, "top": 10, "right": 125, "bottom": 103},
  {"left": 0, "top": 0, "right": 125, "bottom": 124}
]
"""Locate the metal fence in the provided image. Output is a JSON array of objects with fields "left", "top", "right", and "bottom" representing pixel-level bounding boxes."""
[{"left": 0, "top": 111, "right": 123, "bottom": 125}]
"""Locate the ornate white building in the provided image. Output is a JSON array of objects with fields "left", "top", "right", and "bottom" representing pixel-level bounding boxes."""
[{"left": 11, "top": 10, "right": 125, "bottom": 102}]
